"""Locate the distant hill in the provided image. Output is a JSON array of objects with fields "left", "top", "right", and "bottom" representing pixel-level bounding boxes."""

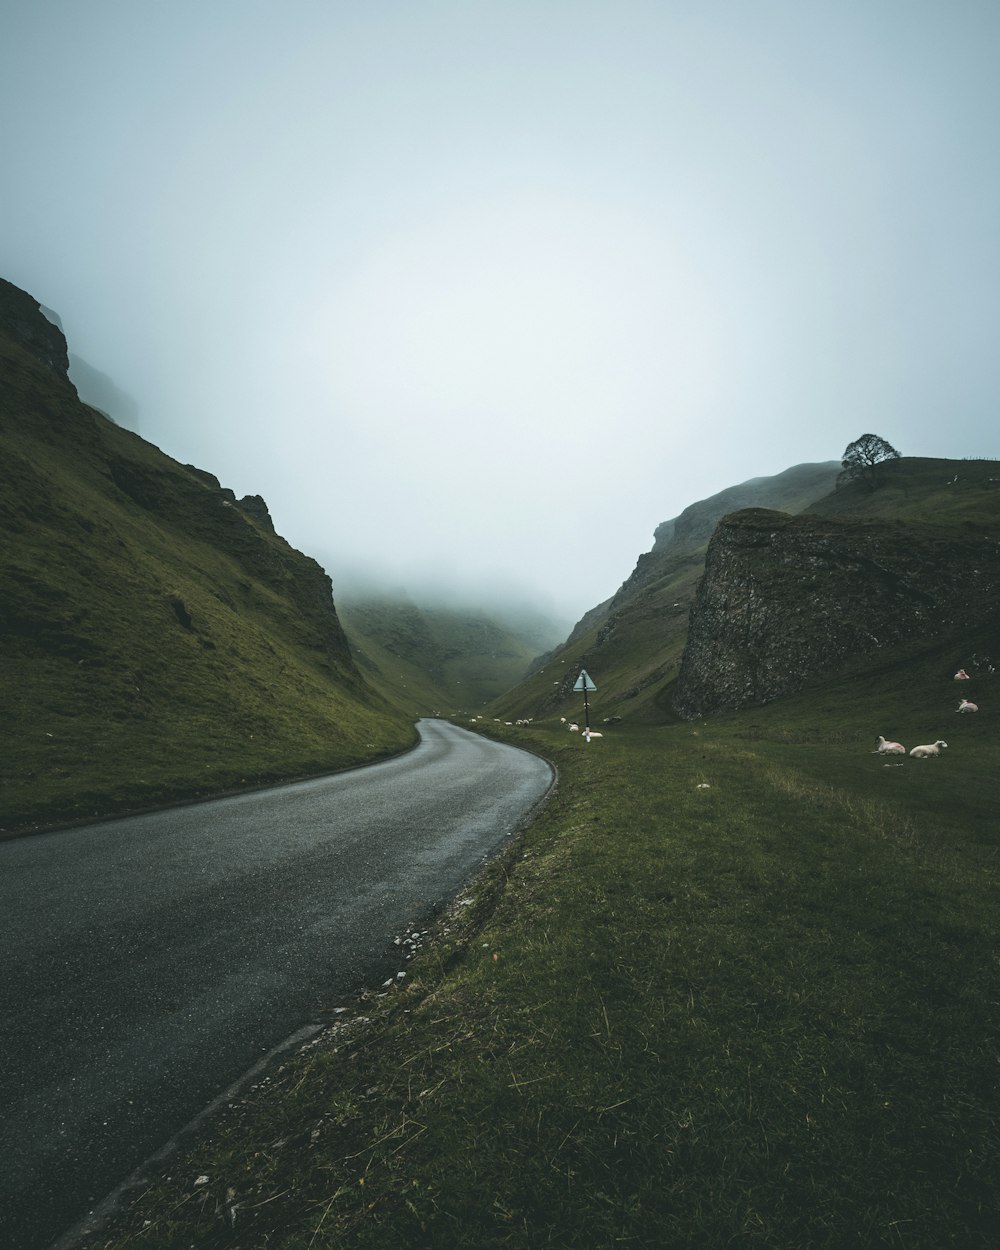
[
  {"left": 492, "top": 455, "right": 1000, "bottom": 727},
  {"left": 0, "top": 277, "right": 414, "bottom": 833},
  {"left": 38, "top": 303, "right": 141, "bottom": 429},
  {"left": 492, "top": 461, "right": 841, "bottom": 724},
  {"left": 67, "top": 353, "right": 141, "bottom": 430},
  {"left": 338, "top": 590, "right": 566, "bottom": 715}
]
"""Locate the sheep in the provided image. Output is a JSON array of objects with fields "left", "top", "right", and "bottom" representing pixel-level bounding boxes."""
[
  {"left": 582, "top": 729, "right": 603, "bottom": 741},
  {"left": 568, "top": 723, "right": 580, "bottom": 732},
  {"left": 876, "top": 736, "right": 906, "bottom": 755},
  {"left": 957, "top": 699, "right": 979, "bottom": 713},
  {"left": 954, "top": 668, "right": 970, "bottom": 680},
  {"left": 909, "top": 740, "right": 948, "bottom": 758}
]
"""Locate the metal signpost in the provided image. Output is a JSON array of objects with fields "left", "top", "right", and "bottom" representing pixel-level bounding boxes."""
[{"left": 573, "top": 668, "right": 597, "bottom": 741}]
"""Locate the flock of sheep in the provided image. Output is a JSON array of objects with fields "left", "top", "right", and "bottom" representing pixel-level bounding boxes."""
[
  {"left": 478, "top": 661, "right": 990, "bottom": 759},
  {"left": 876, "top": 666, "right": 986, "bottom": 760}
]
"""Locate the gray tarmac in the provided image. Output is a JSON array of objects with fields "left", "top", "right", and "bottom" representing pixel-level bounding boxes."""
[{"left": 0, "top": 718, "right": 552, "bottom": 1250}]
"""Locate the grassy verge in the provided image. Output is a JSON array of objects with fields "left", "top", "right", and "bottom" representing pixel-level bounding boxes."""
[{"left": 84, "top": 721, "right": 998, "bottom": 1249}]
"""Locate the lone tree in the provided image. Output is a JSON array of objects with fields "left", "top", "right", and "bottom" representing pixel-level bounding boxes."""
[{"left": 839, "top": 433, "right": 900, "bottom": 488}]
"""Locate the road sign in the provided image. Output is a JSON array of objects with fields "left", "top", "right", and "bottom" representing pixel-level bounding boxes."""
[{"left": 573, "top": 669, "right": 597, "bottom": 744}]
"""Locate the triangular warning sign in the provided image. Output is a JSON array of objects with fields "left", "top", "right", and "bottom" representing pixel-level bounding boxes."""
[{"left": 573, "top": 669, "right": 597, "bottom": 691}]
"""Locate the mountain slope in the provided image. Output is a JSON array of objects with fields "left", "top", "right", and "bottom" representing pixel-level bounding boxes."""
[
  {"left": 0, "top": 277, "right": 414, "bottom": 833},
  {"left": 339, "top": 591, "right": 565, "bottom": 715},
  {"left": 492, "top": 461, "right": 841, "bottom": 724},
  {"left": 493, "top": 455, "right": 1000, "bottom": 728}
]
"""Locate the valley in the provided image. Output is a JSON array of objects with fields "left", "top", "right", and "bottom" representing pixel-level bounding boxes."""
[{"left": 3, "top": 274, "right": 999, "bottom": 1249}]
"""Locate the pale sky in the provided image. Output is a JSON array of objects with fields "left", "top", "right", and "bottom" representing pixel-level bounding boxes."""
[{"left": 3, "top": 0, "right": 999, "bottom": 623}]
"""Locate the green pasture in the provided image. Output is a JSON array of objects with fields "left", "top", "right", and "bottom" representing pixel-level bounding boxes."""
[{"left": 88, "top": 689, "right": 999, "bottom": 1250}]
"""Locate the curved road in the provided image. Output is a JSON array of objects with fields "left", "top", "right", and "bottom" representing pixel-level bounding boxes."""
[{"left": 0, "top": 719, "right": 552, "bottom": 1250}]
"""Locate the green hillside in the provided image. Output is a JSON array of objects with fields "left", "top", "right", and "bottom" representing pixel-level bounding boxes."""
[
  {"left": 0, "top": 279, "right": 414, "bottom": 834},
  {"left": 90, "top": 637, "right": 1000, "bottom": 1250},
  {"left": 492, "top": 461, "right": 843, "bottom": 725},
  {"left": 338, "top": 591, "right": 564, "bottom": 715},
  {"left": 493, "top": 455, "right": 1000, "bottom": 729}
]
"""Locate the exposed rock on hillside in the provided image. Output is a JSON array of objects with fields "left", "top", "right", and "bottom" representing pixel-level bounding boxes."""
[
  {"left": 1, "top": 278, "right": 72, "bottom": 379},
  {"left": 237, "top": 493, "right": 276, "bottom": 533},
  {"left": 673, "top": 508, "right": 1000, "bottom": 717},
  {"left": 610, "top": 463, "right": 841, "bottom": 610},
  {"left": 493, "top": 463, "right": 843, "bottom": 723}
]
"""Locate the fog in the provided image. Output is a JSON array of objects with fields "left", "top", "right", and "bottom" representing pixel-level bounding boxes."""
[{"left": 3, "top": 1, "right": 1000, "bottom": 624}]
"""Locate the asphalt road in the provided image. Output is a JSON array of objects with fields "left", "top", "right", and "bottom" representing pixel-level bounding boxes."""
[{"left": 0, "top": 718, "right": 552, "bottom": 1250}]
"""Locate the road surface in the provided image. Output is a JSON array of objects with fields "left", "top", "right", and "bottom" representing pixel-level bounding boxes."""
[{"left": 0, "top": 718, "right": 552, "bottom": 1250}]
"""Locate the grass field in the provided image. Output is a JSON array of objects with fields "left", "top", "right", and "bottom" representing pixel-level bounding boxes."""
[{"left": 85, "top": 680, "right": 999, "bottom": 1250}]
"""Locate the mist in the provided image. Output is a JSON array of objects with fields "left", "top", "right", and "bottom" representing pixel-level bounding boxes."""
[{"left": 3, "top": 0, "right": 1000, "bottom": 622}]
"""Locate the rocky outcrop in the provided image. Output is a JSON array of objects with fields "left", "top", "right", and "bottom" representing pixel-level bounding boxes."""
[
  {"left": 237, "top": 493, "right": 276, "bottom": 533},
  {"left": 673, "top": 508, "right": 1000, "bottom": 717},
  {"left": 0, "top": 278, "right": 72, "bottom": 380},
  {"left": 607, "top": 462, "right": 842, "bottom": 610},
  {"left": 107, "top": 454, "right": 353, "bottom": 675}
]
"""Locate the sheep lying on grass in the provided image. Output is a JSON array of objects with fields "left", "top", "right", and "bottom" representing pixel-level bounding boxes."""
[
  {"left": 909, "top": 740, "right": 948, "bottom": 758},
  {"left": 957, "top": 699, "right": 979, "bottom": 713},
  {"left": 876, "top": 736, "right": 906, "bottom": 755}
]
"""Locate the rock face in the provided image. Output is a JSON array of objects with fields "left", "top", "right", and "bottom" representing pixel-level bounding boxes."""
[
  {"left": 236, "top": 493, "right": 276, "bottom": 533},
  {"left": 611, "top": 462, "right": 842, "bottom": 609},
  {"left": 672, "top": 508, "right": 1000, "bottom": 718},
  {"left": 0, "top": 278, "right": 72, "bottom": 379}
]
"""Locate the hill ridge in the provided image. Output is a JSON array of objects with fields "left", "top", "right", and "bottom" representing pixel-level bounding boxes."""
[{"left": 0, "top": 276, "right": 413, "bottom": 833}]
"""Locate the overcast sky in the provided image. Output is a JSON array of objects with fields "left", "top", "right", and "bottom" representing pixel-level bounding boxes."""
[{"left": 3, "top": 1, "right": 999, "bottom": 624}]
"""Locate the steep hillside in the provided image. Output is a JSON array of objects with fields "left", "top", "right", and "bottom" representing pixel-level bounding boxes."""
[
  {"left": 339, "top": 591, "right": 564, "bottom": 715},
  {"left": 674, "top": 457, "right": 1000, "bottom": 717},
  {"left": 494, "top": 453, "right": 1000, "bottom": 730},
  {"left": 492, "top": 462, "right": 841, "bottom": 725},
  {"left": 0, "top": 277, "right": 414, "bottom": 833}
]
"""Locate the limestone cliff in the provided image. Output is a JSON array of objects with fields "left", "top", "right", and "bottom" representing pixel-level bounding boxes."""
[{"left": 673, "top": 508, "right": 1000, "bottom": 717}]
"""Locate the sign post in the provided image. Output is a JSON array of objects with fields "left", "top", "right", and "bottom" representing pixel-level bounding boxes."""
[{"left": 573, "top": 669, "right": 598, "bottom": 742}]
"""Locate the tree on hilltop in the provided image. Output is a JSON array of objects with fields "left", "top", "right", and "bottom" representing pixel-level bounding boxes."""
[{"left": 839, "top": 433, "right": 900, "bottom": 488}]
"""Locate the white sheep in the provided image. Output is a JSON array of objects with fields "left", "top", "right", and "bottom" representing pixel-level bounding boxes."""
[
  {"left": 957, "top": 699, "right": 979, "bottom": 713},
  {"left": 876, "top": 736, "right": 906, "bottom": 755},
  {"left": 909, "top": 740, "right": 948, "bottom": 758},
  {"left": 568, "top": 723, "right": 580, "bottom": 732},
  {"left": 954, "top": 668, "right": 970, "bottom": 680},
  {"left": 582, "top": 729, "right": 603, "bottom": 741}
]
